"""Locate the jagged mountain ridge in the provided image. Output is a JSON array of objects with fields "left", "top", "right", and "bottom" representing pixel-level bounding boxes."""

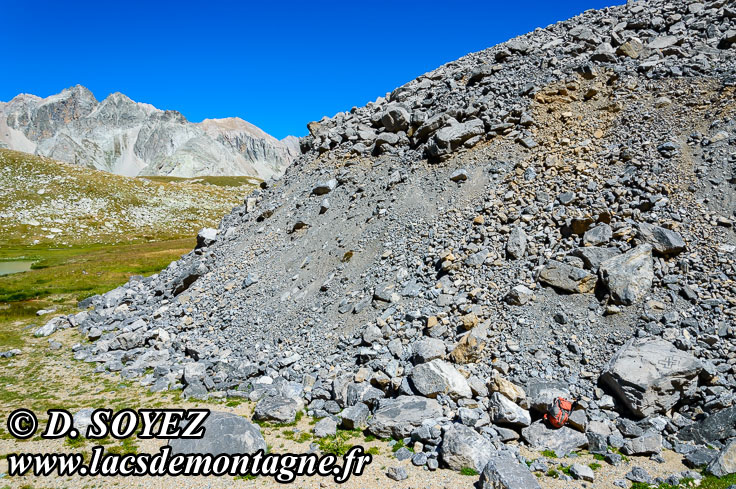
[{"left": 0, "top": 86, "right": 299, "bottom": 178}]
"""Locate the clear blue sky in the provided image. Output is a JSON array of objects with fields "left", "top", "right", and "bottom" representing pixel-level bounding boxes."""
[{"left": 1, "top": 1, "right": 619, "bottom": 139}]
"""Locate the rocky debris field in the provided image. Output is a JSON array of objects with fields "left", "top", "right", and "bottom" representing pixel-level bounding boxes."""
[
  {"left": 38, "top": 0, "right": 736, "bottom": 487},
  {"left": 0, "top": 149, "right": 257, "bottom": 246}
]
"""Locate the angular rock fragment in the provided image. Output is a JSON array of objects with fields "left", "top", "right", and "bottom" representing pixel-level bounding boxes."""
[
  {"left": 600, "top": 337, "right": 702, "bottom": 418},
  {"left": 599, "top": 244, "right": 653, "bottom": 305},
  {"left": 539, "top": 260, "right": 597, "bottom": 294}
]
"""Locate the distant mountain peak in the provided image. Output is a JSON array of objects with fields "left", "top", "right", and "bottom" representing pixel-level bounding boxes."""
[{"left": 0, "top": 87, "right": 298, "bottom": 178}]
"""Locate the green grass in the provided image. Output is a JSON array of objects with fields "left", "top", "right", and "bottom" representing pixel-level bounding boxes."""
[
  {"left": 316, "top": 430, "right": 355, "bottom": 456},
  {"left": 0, "top": 239, "right": 194, "bottom": 302},
  {"left": 141, "top": 175, "right": 262, "bottom": 188},
  {"left": 366, "top": 446, "right": 380, "bottom": 456},
  {"left": 541, "top": 449, "right": 557, "bottom": 458},
  {"left": 593, "top": 453, "right": 606, "bottom": 461},
  {"left": 589, "top": 462, "right": 602, "bottom": 471},
  {"left": 460, "top": 467, "right": 479, "bottom": 476},
  {"left": 64, "top": 435, "right": 86, "bottom": 449},
  {"left": 630, "top": 473, "right": 735, "bottom": 489},
  {"left": 234, "top": 474, "right": 258, "bottom": 481}
]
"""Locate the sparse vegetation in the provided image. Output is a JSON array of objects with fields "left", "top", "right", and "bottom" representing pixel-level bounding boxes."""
[{"left": 460, "top": 467, "right": 479, "bottom": 476}]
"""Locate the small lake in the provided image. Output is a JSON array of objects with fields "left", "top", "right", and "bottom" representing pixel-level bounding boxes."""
[{"left": 0, "top": 261, "right": 34, "bottom": 276}]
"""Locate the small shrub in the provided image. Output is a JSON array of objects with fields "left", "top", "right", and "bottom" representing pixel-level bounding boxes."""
[{"left": 460, "top": 467, "right": 479, "bottom": 476}]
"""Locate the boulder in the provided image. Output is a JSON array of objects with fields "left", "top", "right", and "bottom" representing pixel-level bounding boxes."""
[
  {"left": 583, "top": 223, "right": 612, "bottom": 247},
  {"left": 195, "top": 228, "right": 218, "bottom": 249},
  {"left": 506, "top": 226, "right": 527, "bottom": 260},
  {"left": 312, "top": 179, "right": 337, "bottom": 195},
  {"left": 600, "top": 337, "right": 702, "bottom": 418},
  {"left": 521, "top": 420, "right": 587, "bottom": 455},
  {"left": 637, "top": 223, "right": 686, "bottom": 256},
  {"left": 35, "top": 316, "right": 69, "bottom": 337},
  {"left": 427, "top": 119, "right": 484, "bottom": 158},
  {"left": 539, "top": 260, "right": 597, "bottom": 293},
  {"left": 340, "top": 403, "right": 370, "bottom": 430},
  {"left": 386, "top": 466, "right": 408, "bottom": 481},
  {"left": 524, "top": 381, "right": 570, "bottom": 412},
  {"left": 253, "top": 396, "right": 301, "bottom": 424},
  {"left": 449, "top": 323, "right": 488, "bottom": 364},
  {"left": 313, "top": 417, "right": 337, "bottom": 438},
  {"left": 368, "top": 395, "right": 443, "bottom": 438},
  {"left": 490, "top": 375, "right": 526, "bottom": 403},
  {"left": 678, "top": 406, "right": 736, "bottom": 444},
  {"left": 169, "top": 411, "right": 265, "bottom": 455},
  {"left": 571, "top": 246, "right": 621, "bottom": 272},
  {"left": 410, "top": 359, "right": 472, "bottom": 399},
  {"left": 622, "top": 431, "right": 662, "bottom": 455},
  {"left": 73, "top": 408, "right": 95, "bottom": 435},
  {"left": 505, "top": 284, "right": 534, "bottom": 305},
  {"left": 489, "top": 392, "right": 531, "bottom": 426},
  {"left": 480, "top": 455, "right": 541, "bottom": 489},
  {"left": 381, "top": 105, "right": 410, "bottom": 132},
  {"left": 570, "top": 463, "right": 595, "bottom": 482},
  {"left": 599, "top": 244, "right": 653, "bottom": 305},
  {"left": 412, "top": 338, "right": 446, "bottom": 363},
  {"left": 440, "top": 423, "right": 495, "bottom": 472},
  {"left": 708, "top": 439, "right": 736, "bottom": 477}
]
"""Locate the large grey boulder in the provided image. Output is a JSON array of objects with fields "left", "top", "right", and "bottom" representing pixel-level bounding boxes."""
[
  {"left": 521, "top": 420, "right": 587, "bottom": 455},
  {"left": 195, "top": 228, "right": 218, "bottom": 249},
  {"left": 599, "top": 244, "right": 653, "bottom": 305},
  {"left": 539, "top": 260, "right": 597, "bottom": 293},
  {"left": 410, "top": 359, "right": 472, "bottom": 399},
  {"left": 440, "top": 423, "right": 495, "bottom": 472},
  {"left": 678, "top": 406, "right": 736, "bottom": 444},
  {"left": 524, "top": 380, "right": 570, "bottom": 412},
  {"left": 637, "top": 223, "right": 686, "bottom": 256},
  {"left": 489, "top": 393, "right": 531, "bottom": 427},
  {"left": 340, "top": 403, "right": 370, "bottom": 430},
  {"left": 427, "top": 118, "right": 484, "bottom": 158},
  {"left": 622, "top": 431, "right": 662, "bottom": 455},
  {"left": 506, "top": 226, "right": 527, "bottom": 260},
  {"left": 412, "top": 338, "right": 446, "bottom": 363},
  {"left": 480, "top": 455, "right": 541, "bottom": 489},
  {"left": 368, "top": 395, "right": 442, "bottom": 438},
  {"left": 708, "top": 439, "right": 736, "bottom": 477},
  {"left": 600, "top": 337, "right": 702, "bottom": 418},
  {"left": 381, "top": 105, "right": 411, "bottom": 132},
  {"left": 253, "top": 396, "right": 301, "bottom": 424},
  {"left": 169, "top": 411, "right": 266, "bottom": 455}
]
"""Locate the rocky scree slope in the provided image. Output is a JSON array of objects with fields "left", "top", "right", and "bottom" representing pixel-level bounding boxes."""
[
  {"left": 0, "top": 87, "right": 299, "bottom": 179},
  {"left": 47, "top": 0, "right": 736, "bottom": 485}
]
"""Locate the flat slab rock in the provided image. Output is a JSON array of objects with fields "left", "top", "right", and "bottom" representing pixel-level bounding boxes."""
[
  {"left": 521, "top": 420, "right": 587, "bottom": 455},
  {"left": 600, "top": 337, "right": 702, "bottom": 418},
  {"left": 253, "top": 395, "right": 301, "bottom": 424},
  {"left": 169, "top": 411, "right": 266, "bottom": 455},
  {"left": 539, "top": 260, "right": 596, "bottom": 294},
  {"left": 480, "top": 454, "right": 541, "bottom": 489},
  {"left": 368, "top": 395, "right": 442, "bottom": 439}
]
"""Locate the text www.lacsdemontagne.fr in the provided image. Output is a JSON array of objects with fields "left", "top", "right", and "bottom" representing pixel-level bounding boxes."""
[{"left": 8, "top": 446, "right": 372, "bottom": 483}]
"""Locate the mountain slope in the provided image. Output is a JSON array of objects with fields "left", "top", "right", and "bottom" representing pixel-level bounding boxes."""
[
  {"left": 0, "top": 87, "right": 298, "bottom": 179},
  {"left": 43, "top": 0, "right": 736, "bottom": 483},
  {"left": 0, "top": 148, "right": 259, "bottom": 247}
]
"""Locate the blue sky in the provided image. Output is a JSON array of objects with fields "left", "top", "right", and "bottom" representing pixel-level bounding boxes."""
[{"left": 1, "top": 1, "right": 619, "bottom": 139}]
